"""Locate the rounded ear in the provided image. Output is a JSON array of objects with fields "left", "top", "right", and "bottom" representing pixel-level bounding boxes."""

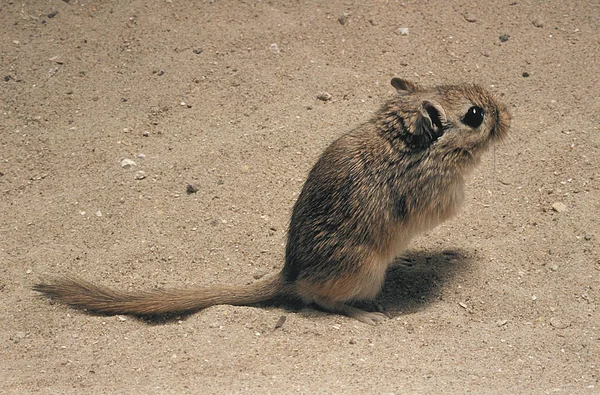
[
  {"left": 412, "top": 101, "right": 447, "bottom": 147},
  {"left": 391, "top": 77, "right": 419, "bottom": 93}
]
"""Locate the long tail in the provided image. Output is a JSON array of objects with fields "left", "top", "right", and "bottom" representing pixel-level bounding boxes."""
[{"left": 33, "top": 274, "right": 287, "bottom": 316}]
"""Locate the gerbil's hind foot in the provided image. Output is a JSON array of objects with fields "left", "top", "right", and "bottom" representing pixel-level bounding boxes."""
[
  {"left": 350, "top": 309, "right": 388, "bottom": 326},
  {"left": 314, "top": 298, "right": 388, "bottom": 325}
]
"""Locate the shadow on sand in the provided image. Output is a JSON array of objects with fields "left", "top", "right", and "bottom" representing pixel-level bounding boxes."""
[{"left": 373, "top": 248, "right": 472, "bottom": 316}]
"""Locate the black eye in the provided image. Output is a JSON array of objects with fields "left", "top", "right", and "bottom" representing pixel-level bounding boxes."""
[{"left": 461, "top": 106, "right": 485, "bottom": 128}]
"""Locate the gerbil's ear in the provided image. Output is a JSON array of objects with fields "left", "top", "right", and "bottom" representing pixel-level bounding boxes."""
[
  {"left": 391, "top": 77, "right": 419, "bottom": 93},
  {"left": 412, "top": 101, "right": 447, "bottom": 146}
]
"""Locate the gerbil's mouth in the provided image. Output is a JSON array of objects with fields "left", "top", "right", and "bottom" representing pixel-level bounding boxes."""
[
  {"left": 489, "top": 120, "right": 508, "bottom": 143},
  {"left": 490, "top": 125, "right": 498, "bottom": 139},
  {"left": 489, "top": 105, "right": 510, "bottom": 142}
]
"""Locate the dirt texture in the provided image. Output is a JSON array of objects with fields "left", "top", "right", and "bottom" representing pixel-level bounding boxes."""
[{"left": 1, "top": 0, "right": 599, "bottom": 393}]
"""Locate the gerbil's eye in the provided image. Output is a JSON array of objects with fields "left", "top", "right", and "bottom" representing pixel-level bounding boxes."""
[{"left": 461, "top": 106, "right": 485, "bottom": 128}]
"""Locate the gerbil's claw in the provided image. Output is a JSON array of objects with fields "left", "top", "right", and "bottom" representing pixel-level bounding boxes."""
[
  {"left": 374, "top": 302, "right": 388, "bottom": 314},
  {"left": 353, "top": 310, "right": 389, "bottom": 325}
]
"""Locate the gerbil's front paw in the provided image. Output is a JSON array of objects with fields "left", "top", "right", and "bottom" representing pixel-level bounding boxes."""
[{"left": 352, "top": 310, "right": 389, "bottom": 325}]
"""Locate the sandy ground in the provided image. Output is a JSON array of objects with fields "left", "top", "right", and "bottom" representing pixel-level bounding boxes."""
[{"left": 1, "top": 0, "right": 599, "bottom": 393}]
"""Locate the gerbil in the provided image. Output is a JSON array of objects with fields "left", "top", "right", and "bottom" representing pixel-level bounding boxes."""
[{"left": 34, "top": 78, "right": 510, "bottom": 325}]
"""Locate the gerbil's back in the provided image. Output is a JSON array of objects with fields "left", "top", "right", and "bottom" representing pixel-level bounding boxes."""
[{"left": 283, "top": 126, "right": 398, "bottom": 283}]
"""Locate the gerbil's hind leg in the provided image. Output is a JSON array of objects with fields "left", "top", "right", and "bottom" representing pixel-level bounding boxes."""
[{"left": 313, "top": 297, "right": 388, "bottom": 325}]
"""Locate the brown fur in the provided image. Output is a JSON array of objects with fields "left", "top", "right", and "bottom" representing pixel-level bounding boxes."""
[{"left": 34, "top": 78, "right": 511, "bottom": 324}]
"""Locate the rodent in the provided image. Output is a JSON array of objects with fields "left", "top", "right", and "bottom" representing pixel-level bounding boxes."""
[{"left": 34, "top": 77, "right": 511, "bottom": 325}]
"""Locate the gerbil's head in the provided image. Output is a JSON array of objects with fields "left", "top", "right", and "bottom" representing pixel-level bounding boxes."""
[{"left": 387, "top": 77, "right": 511, "bottom": 160}]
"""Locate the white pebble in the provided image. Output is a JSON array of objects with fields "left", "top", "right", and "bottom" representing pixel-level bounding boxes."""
[
  {"left": 316, "top": 92, "right": 332, "bottom": 101},
  {"left": 396, "top": 27, "right": 409, "bottom": 36},
  {"left": 120, "top": 159, "right": 137, "bottom": 169}
]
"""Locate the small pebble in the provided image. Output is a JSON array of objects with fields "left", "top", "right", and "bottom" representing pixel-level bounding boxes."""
[
  {"left": 95, "top": 210, "right": 102, "bottom": 217},
  {"left": 253, "top": 271, "right": 267, "bottom": 280},
  {"left": 496, "top": 319, "right": 508, "bottom": 327},
  {"left": 4, "top": 75, "right": 12, "bottom": 82},
  {"left": 551, "top": 202, "right": 567, "bottom": 213},
  {"left": 269, "top": 43, "right": 280, "bottom": 54},
  {"left": 316, "top": 92, "right": 332, "bottom": 101},
  {"left": 499, "top": 34, "right": 510, "bottom": 42},
  {"left": 186, "top": 184, "right": 199, "bottom": 194},
  {"left": 48, "top": 11, "right": 58, "bottom": 18},
  {"left": 522, "top": 71, "right": 530, "bottom": 78},
  {"left": 464, "top": 13, "right": 477, "bottom": 23},
  {"left": 14, "top": 331, "right": 27, "bottom": 341},
  {"left": 549, "top": 317, "right": 570, "bottom": 329},
  {"left": 120, "top": 159, "right": 136, "bottom": 169},
  {"left": 395, "top": 27, "right": 409, "bottom": 36},
  {"left": 134, "top": 171, "right": 146, "bottom": 180},
  {"left": 338, "top": 13, "right": 349, "bottom": 25},
  {"left": 274, "top": 315, "right": 286, "bottom": 329},
  {"left": 532, "top": 18, "right": 544, "bottom": 28},
  {"left": 193, "top": 48, "right": 203, "bottom": 54},
  {"left": 116, "top": 315, "right": 127, "bottom": 321}
]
